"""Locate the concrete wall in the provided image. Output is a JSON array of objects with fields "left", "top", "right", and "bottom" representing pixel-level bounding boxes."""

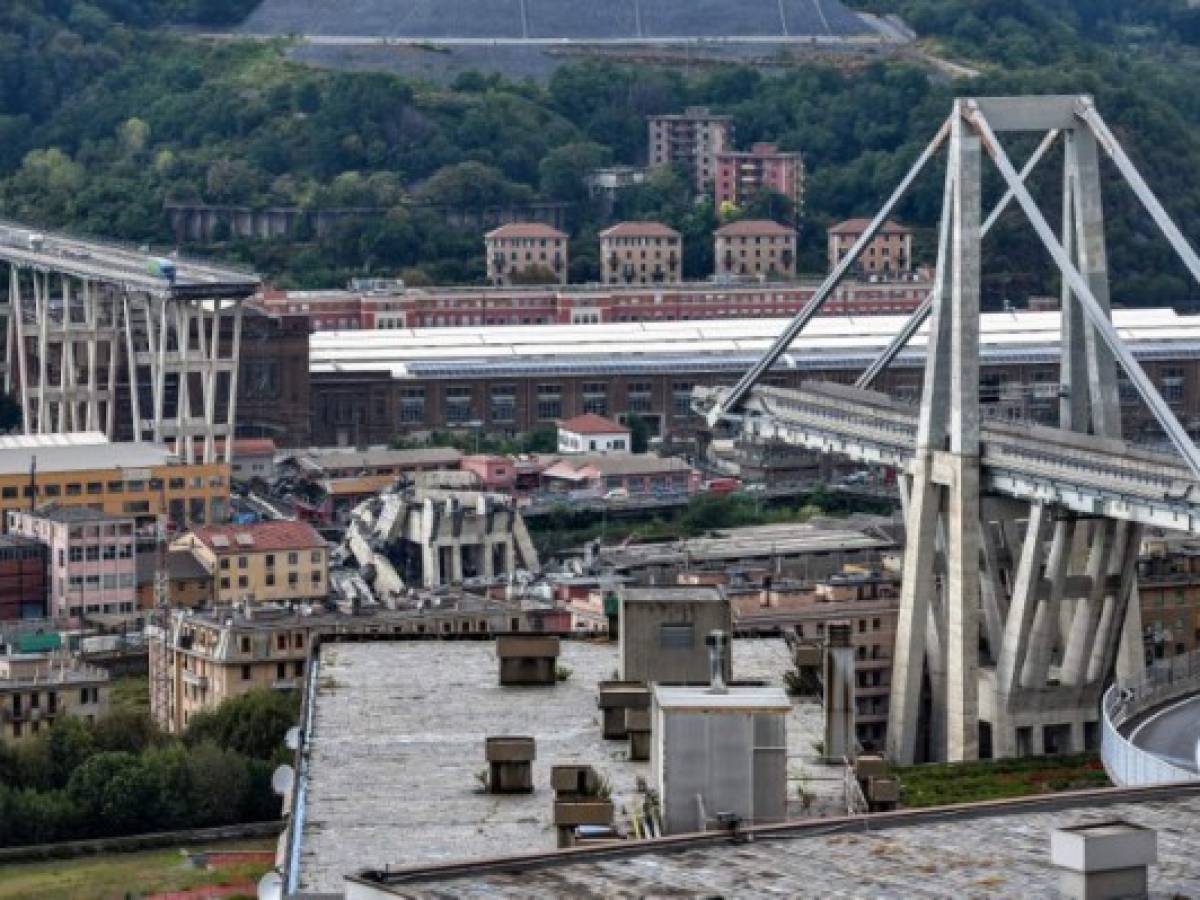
[{"left": 619, "top": 588, "right": 732, "bottom": 684}]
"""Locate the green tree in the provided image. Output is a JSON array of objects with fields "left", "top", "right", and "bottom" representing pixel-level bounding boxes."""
[
  {"left": 538, "top": 140, "right": 611, "bottom": 205},
  {"left": 183, "top": 688, "right": 299, "bottom": 762},
  {"left": 626, "top": 413, "right": 650, "bottom": 453},
  {"left": 67, "top": 751, "right": 161, "bottom": 836}
]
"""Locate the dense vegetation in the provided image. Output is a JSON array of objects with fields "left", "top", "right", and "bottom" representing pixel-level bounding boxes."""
[
  {"left": 892, "top": 753, "right": 1109, "bottom": 807},
  {"left": 2, "top": 1, "right": 1200, "bottom": 306},
  {"left": 0, "top": 688, "right": 297, "bottom": 847}
]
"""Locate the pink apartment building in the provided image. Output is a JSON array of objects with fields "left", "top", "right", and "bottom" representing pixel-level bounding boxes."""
[
  {"left": 715, "top": 143, "right": 805, "bottom": 213},
  {"left": 7, "top": 507, "right": 137, "bottom": 624}
]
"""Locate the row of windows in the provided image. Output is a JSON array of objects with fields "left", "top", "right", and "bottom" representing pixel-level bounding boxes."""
[
  {"left": 217, "top": 551, "right": 323, "bottom": 570},
  {"left": 0, "top": 476, "right": 222, "bottom": 500},
  {"left": 219, "top": 571, "right": 324, "bottom": 591}
]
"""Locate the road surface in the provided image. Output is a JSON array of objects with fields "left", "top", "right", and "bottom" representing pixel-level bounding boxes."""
[{"left": 1126, "top": 694, "right": 1200, "bottom": 772}]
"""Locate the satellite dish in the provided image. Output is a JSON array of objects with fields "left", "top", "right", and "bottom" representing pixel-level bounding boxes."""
[
  {"left": 258, "top": 871, "right": 284, "bottom": 900},
  {"left": 271, "top": 764, "right": 295, "bottom": 796},
  {"left": 285, "top": 726, "right": 302, "bottom": 751}
]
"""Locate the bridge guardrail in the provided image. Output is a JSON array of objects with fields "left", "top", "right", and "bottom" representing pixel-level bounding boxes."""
[{"left": 1102, "top": 650, "right": 1200, "bottom": 786}]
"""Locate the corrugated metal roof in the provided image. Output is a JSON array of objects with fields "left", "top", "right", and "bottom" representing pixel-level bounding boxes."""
[{"left": 310, "top": 309, "right": 1200, "bottom": 380}]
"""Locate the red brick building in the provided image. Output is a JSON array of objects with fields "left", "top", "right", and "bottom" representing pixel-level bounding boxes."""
[
  {"left": 0, "top": 536, "right": 47, "bottom": 621},
  {"left": 715, "top": 143, "right": 805, "bottom": 213}
]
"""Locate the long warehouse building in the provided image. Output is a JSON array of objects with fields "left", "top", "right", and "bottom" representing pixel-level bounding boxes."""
[{"left": 309, "top": 308, "right": 1200, "bottom": 447}]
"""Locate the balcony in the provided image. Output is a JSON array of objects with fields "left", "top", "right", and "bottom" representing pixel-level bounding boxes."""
[{"left": 182, "top": 671, "right": 209, "bottom": 689}]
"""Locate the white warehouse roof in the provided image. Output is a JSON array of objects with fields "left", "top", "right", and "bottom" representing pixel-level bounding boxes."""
[{"left": 310, "top": 308, "right": 1200, "bottom": 380}]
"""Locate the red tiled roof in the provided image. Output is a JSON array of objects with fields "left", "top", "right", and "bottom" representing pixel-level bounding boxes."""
[
  {"left": 188, "top": 520, "right": 325, "bottom": 554},
  {"left": 828, "top": 218, "right": 912, "bottom": 235},
  {"left": 599, "top": 221, "right": 680, "bottom": 239},
  {"left": 558, "top": 413, "right": 630, "bottom": 435},
  {"left": 484, "top": 223, "right": 568, "bottom": 240},
  {"left": 715, "top": 219, "right": 795, "bottom": 237}
]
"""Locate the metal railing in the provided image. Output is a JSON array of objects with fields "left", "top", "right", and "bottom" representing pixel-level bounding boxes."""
[{"left": 1102, "top": 649, "right": 1200, "bottom": 786}]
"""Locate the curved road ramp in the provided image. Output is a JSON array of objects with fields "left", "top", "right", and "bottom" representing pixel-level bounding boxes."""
[{"left": 1103, "top": 651, "right": 1200, "bottom": 785}]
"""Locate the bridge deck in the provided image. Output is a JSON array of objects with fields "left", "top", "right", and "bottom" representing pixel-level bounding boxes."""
[
  {"left": 699, "top": 382, "right": 1200, "bottom": 534},
  {"left": 0, "top": 220, "right": 258, "bottom": 298}
]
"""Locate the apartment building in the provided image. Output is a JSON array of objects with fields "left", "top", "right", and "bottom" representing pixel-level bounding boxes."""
[
  {"left": 714, "top": 219, "right": 797, "bottom": 279},
  {"left": 484, "top": 223, "right": 569, "bottom": 286},
  {"left": 1138, "top": 535, "right": 1200, "bottom": 662},
  {"left": 8, "top": 507, "right": 137, "bottom": 625},
  {"left": 599, "top": 222, "right": 682, "bottom": 285},
  {"left": 0, "top": 536, "right": 47, "bottom": 621},
  {"left": 715, "top": 142, "right": 805, "bottom": 213},
  {"left": 730, "top": 567, "right": 900, "bottom": 750},
  {"left": 648, "top": 107, "right": 734, "bottom": 194},
  {"left": 171, "top": 520, "right": 328, "bottom": 607},
  {"left": 0, "top": 652, "right": 110, "bottom": 745},
  {"left": 0, "top": 433, "right": 229, "bottom": 533},
  {"left": 827, "top": 218, "right": 914, "bottom": 275},
  {"left": 147, "top": 598, "right": 547, "bottom": 732}
]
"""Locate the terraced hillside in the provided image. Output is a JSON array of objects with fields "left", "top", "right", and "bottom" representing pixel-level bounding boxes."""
[{"left": 240, "top": 0, "right": 871, "bottom": 39}]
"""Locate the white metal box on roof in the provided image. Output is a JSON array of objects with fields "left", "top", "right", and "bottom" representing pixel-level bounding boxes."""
[{"left": 652, "top": 684, "right": 790, "bottom": 836}]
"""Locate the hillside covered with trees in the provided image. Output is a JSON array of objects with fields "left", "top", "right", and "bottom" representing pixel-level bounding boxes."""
[{"left": 2, "top": 0, "right": 1200, "bottom": 307}]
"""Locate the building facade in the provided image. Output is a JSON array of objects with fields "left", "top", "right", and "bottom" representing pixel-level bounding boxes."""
[
  {"left": 147, "top": 600, "right": 549, "bottom": 733},
  {"left": 0, "top": 537, "right": 47, "bottom": 621},
  {"left": 171, "top": 520, "right": 328, "bottom": 607},
  {"left": 309, "top": 308, "right": 1200, "bottom": 447},
  {"left": 599, "top": 222, "right": 682, "bottom": 285},
  {"left": 484, "top": 223, "right": 569, "bottom": 286},
  {"left": 714, "top": 220, "right": 797, "bottom": 279},
  {"left": 827, "top": 218, "right": 914, "bottom": 275},
  {"left": 648, "top": 107, "right": 734, "bottom": 194},
  {"left": 557, "top": 414, "right": 631, "bottom": 454},
  {"left": 731, "top": 568, "right": 899, "bottom": 750},
  {"left": 715, "top": 143, "right": 805, "bottom": 213},
  {"left": 8, "top": 508, "right": 137, "bottom": 625},
  {"left": 257, "top": 277, "right": 931, "bottom": 332},
  {"left": 0, "top": 434, "right": 229, "bottom": 534},
  {"left": 0, "top": 653, "right": 110, "bottom": 745},
  {"left": 237, "top": 306, "right": 313, "bottom": 448}
]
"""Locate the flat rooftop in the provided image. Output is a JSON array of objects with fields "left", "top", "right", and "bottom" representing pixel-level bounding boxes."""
[
  {"left": 309, "top": 307, "right": 1200, "bottom": 380},
  {"left": 355, "top": 785, "right": 1200, "bottom": 897},
  {"left": 0, "top": 433, "right": 180, "bottom": 476},
  {"left": 0, "top": 219, "right": 259, "bottom": 298},
  {"left": 291, "top": 636, "right": 834, "bottom": 894},
  {"left": 601, "top": 519, "right": 898, "bottom": 568}
]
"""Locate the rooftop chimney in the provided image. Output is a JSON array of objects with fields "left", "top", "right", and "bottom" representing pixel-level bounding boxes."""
[{"left": 706, "top": 630, "right": 729, "bottom": 694}]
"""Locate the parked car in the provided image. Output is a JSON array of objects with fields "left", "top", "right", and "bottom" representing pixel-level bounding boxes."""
[{"left": 604, "top": 487, "right": 630, "bottom": 501}]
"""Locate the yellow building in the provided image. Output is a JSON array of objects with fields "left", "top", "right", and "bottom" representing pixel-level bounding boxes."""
[
  {"left": 0, "top": 653, "right": 111, "bottom": 745},
  {"left": 0, "top": 432, "right": 229, "bottom": 533},
  {"left": 147, "top": 598, "right": 540, "bottom": 732},
  {"left": 171, "top": 520, "right": 328, "bottom": 607}
]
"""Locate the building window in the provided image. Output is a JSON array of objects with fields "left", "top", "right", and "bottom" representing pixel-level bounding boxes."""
[
  {"left": 581, "top": 382, "right": 608, "bottom": 416},
  {"left": 238, "top": 576, "right": 248, "bottom": 589},
  {"left": 398, "top": 387, "right": 425, "bottom": 424},
  {"left": 445, "top": 386, "right": 474, "bottom": 424},
  {"left": 288, "top": 552, "right": 299, "bottom": 565},
  {"left": 535, "top": 384, "right": 562, "bottom": 420},
  {"left": 276, "top": 662, "right": 286, "bottom": 679},
  {"left": 220, "top": 577, "right": 230, "bottom": 590},
  {"left": 240, "top": 636, "right": 251, "bottom": 653},
  {"left": 671, "top": 381, "right": 695, "bottom": 417},
  {"left": 490, "top": 385, "right": 517, "bottom": 423},
  {"left": 220, "top": 558, "right": 230, "bottom": 570},
  {"left": 242, "top": 664, "right": 252, "bottom": 681},
  {"left": 238, "top": 556, "right": 248, "bottom": 569},
  {"left": 626, "top": 382, "right": 653, "bottom": 413},
  {"left": 265, "top": 554, "right": 275, "bottom": 568}
]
